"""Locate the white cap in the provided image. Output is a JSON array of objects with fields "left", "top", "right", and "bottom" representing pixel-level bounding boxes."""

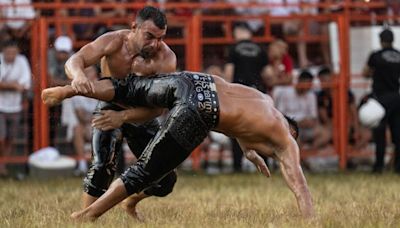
[
  {"left": 54, "top": 36, "right": 73, "bottom": 53},
  {"left": 358, "top": 98, "right": 385, "bottom": 128}
]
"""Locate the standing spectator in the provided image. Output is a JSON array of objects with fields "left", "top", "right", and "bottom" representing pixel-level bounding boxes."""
[
  {"left": 362, "top": 28, "right": 400, "bottom": 174},
  {"left": 224, "top": 22, "right": 268, "bottom": 172},
  {"left": 0, "top": 41, "right": 31, "bottom": 176},
  {"left": 273, "top": 70, "right": 318, "bottom": 147},
  {"left": 224, "top": 22, "right": 268, "bottom": 91}
]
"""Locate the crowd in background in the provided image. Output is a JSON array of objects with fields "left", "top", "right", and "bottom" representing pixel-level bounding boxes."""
[{"left": 0, "top": 1, "right": 399, "bottom": 177}]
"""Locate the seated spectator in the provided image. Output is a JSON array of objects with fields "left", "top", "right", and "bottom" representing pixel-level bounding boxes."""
[
  {"left": 62, "top": 66, "right": 99, "bottom": 175},
  {"left": 316, "top": 67, "right": 371, "bottom": 150},
  {"left": 273, "top": 70, "right": 318, "bottom": 148},
  {"left": 48, "top": 36, "right": 73, "bottom": 86},
  {"left": 0, "top": 40, "right": 31, "bottom": 176},
  {"left": 48, "top": 36, "right": 74, "bottom": 147},
  {"left": 262, "top": 39, "right": 294, "bottom": 94}
]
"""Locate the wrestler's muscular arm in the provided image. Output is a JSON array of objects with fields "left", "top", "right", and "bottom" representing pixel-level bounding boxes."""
[
  {"left": 93, "top": 47, "right": 177, "bottom": 130},
  {"left": 65, "top": 32, "right": 123, "bottom": 93},
  {"left": 275, "top": 137, "right": 314, "bottom": 218}
]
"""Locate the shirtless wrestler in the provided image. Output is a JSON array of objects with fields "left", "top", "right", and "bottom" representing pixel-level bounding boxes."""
[
  {"left": 64, "top": 6, "right": 177, "bottom": 219},
  {"left": 42, "top": 71, "right": 315, "bottom": 220}
]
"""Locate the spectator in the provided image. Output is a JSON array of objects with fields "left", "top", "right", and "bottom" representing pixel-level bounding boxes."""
[
  {"left": 262, "top": 39, "right": 294, "bottom": 94},
  {"left": 0, "top": 0, "right": 36, "bottom": 55},
  {"left": 48, "top": 35, "right": 73, "bottom": 86},
  {"left": 273, "top": 70, "right": 318, "bottom": 148},
  {"left": 362, "top": 28, "right": 400, "bottom": 174},
  {"left": 64, "top": 66, "right": 99, "bottom": 175},
  {"left": 315, "top": 67, "right": 369, "bottom": 150},
  {"left": 47, "top": 35, "right": 73, "bottom": 147},
  {"left": 0, "top": 40, "right": 31, "bottom": 176},
  {"left": 224, "top": 22, "right": 268, "bottom": 172},
  {"left": 224, "top": 22, "right": 268, "bottom": 90}
]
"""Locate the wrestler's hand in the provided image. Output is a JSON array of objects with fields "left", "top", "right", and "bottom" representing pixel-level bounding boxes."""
[
  {"left": 245, "top": 150, "right": 271, "bottom": 178},
  {"left": 92, "top": 110, "right": 124, "bottom": 131},
  {"left": 71, "top": 75, "right": 95, "bottom": 94}
]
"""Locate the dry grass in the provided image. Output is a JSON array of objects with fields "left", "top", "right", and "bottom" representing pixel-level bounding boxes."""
[{"left": 0, "top": 172, "right": 399, "bottom": 227}]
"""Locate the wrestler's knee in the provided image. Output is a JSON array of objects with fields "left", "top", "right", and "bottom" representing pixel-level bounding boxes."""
[
  {"left": 83, "top": 163, "right": 114, "bottom": 197},
  {"left": 144, "top": 171, "right": 177, "bottom": 197},
  {"left": 84, "top": 128, "right": 123, "bottom": 197}
]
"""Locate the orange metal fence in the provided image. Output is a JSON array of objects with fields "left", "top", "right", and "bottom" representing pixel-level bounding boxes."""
[{"left": 0, "top": 1, "right": 397, "bottom": 170}]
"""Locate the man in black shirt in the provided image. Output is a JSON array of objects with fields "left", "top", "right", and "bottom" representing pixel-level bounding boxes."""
[
  {"left": 224, "top": 22, "right": 268, "bottom": 172},
  {"left": 363, "top": 28, "right": 400, "bottom": 174},
  {"left": 225, "top": 22, "right": 268, "bottom": 92}
]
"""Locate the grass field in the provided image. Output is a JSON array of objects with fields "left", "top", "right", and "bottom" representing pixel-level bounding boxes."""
[{"left": 0, "top": 172, "right": 399, "bottom": 227}]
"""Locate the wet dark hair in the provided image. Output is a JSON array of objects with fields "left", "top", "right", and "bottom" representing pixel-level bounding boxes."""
[
  {"left": 283, "top": 114, "right": 299, "bottom": 140},
  {"left": 317, "top": 66, "right": 331, "bottom": 78},
  {"left": 136, "top": 6, "right": 167, "bottom": 29}
]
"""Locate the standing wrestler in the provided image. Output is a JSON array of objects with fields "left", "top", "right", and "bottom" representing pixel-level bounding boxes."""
[
  {"left": 64, "top": 6, "right": 177, "bottom": 218},
  {"left": 43, "top": 71, "right": 314, "bottom": 219}
]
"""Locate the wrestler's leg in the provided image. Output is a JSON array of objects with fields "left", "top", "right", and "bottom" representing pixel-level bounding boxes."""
[
  {"left": 121, "top": 123, "right": 178, "bottom": 219},
  {"left": 83, "top": 126, "right": 124, "bottom": 206},
  {"left": 71, "top": 107, "right": 208, "bottom": 221},
  {"left": 82, "top": 102, "right": 124, "bottom": 208},
  {"left": 42, "top": 79, "right": 115, "bottom": 106}
]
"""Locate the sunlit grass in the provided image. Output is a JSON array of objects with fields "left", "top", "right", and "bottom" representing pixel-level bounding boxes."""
[{"left": 0, "top": 172, "right": 399, "bottom": 227}]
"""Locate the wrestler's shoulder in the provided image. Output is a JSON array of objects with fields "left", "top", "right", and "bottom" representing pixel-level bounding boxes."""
[
  {"left": 159, "top": 42, "right": 175, "bottom": 55},
  {"left": 96, "top": 30, "right": 129, "bottom": 44}
]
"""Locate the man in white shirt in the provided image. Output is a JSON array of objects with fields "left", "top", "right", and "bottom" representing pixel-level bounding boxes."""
[
  {"left": 273, "top": 70, "right": 318, "bottom": 147},
  {"left": 0, "top": 40, "right": 31, "bottom": 175}
]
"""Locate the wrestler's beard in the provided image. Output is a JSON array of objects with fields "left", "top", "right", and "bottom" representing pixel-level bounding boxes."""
[{"left": 140, "top": 48, "right": 156, "bottom": 59}]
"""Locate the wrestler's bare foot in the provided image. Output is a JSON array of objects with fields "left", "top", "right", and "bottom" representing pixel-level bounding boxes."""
[
  {"left": 120, "top": 198, "right": 145, "bottom": 222},
  {"left": 70, "top": 210, "right": 97, "bottom": 222},
  {"left": 41, "top": 87, "right": 71, "bottom": 106}
]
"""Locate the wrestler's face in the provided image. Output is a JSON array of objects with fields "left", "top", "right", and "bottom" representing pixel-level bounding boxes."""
[{"left": 134, "top": 20, "right": 166, "bottom": 58}]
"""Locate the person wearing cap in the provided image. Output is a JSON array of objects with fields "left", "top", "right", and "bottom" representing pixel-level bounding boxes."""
[
  {"left": 47, "top": 36, "right": 74, "bottom": 172},
  {"left": 48, "top": 36, "right": 74, "bottom": 87},
  {"left": 362, "top": 28, "right": 400, "bottom": 174}
]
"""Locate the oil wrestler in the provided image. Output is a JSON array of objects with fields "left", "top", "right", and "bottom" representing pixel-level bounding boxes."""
[
  {"left": 42, "top": 71, "right": 314, "bottom": 220},
  {"left": 65, "top": 6, "right": 177, "bottom": 219}
]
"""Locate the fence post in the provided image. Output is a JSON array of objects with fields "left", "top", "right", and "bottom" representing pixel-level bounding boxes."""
[
  {"left": 337, "top": 13, "right": 351, "bottom": 170},
  {"left": 189, "top": 14, "right": 202, "bottom": 71},
  {"left": 39, "top": 17, "right": 50, "bottom": 149},
  {"left": 31, "top": 19, "right": 41, "bottom": 152}
]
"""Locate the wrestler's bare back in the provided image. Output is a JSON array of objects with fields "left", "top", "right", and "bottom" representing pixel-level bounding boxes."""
[
  {"left": 213, "top": 76, "right": 291, "bottom": 157},
  {"left": 100, "top": 30, "right": 174, "bottom": 78}
]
